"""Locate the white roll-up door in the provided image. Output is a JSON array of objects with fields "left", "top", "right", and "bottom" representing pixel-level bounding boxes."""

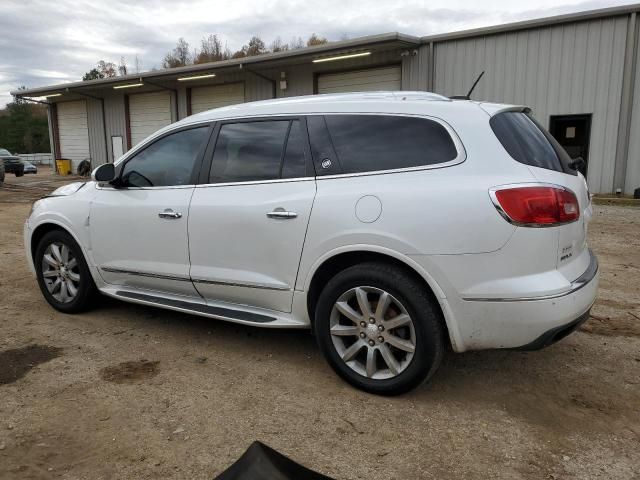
[
  {"left": 317, "top": 66, "right": 402, "bottom": 94},
  {"left": 191, "top": 83, "right": 245, "bottom": 114},
  {"left": 57, "top": 100, "right": 90, "bottom": 169},
  {"left": 129, "top": 91, "right": 172, "bottom": 147}
]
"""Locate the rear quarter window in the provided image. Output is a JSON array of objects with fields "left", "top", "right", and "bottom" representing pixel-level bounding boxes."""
[
  {"left": 490, "top": 111, "right": 575, "bottom": 174},
  {"left": 320, "top": 115, "right": 459, "bottom": 174}
]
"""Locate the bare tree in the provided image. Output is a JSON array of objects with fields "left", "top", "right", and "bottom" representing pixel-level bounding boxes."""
[
  {"left": 288, "top": 36, "right": 305, "bottom": 50},
  {"left": 162, "top": 37, "right": 192, "bottom": 69},
  {"left": 195, "top": 34, "right": 224, "bottom": 64},
  {"left": 134, "top": 55, "right": 142, "bottom": 74},
  {"left": 118, "top": 56, "right": 128, "bottom": 76},
  {"left": 97, "top": 60, "right": 117, "bottom": 77},
  {"left": 270, "top": 36, "right": 288, "bottom": 53}
]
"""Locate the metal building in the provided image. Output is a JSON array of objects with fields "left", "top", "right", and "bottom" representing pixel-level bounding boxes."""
[{"left": 13, "top": 3, "right": 640, "bottom": 194}]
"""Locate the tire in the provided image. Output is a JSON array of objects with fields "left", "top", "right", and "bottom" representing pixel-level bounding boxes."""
[
  {"left": 34, "top": 229, "right": 97, "bottom": 313},
  {"left": 314, "top": 262, "right": 444, "bottom": 395},
  {"left": 15, "top": 168, "right": 24, "bottom": 177}
]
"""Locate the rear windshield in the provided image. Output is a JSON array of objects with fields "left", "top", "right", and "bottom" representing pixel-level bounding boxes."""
[{"left": 490, "top": 111, "right": 574, "bottom": 175}]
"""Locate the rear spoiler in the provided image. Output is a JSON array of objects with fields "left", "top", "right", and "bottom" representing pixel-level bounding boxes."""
[{"left": 477, "top": 103, "right": 531, "bottom": 117}]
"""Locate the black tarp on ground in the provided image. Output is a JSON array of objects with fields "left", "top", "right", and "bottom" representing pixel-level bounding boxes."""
[{"left": 214, "top": 441, "right": 335, "bottom": 480}]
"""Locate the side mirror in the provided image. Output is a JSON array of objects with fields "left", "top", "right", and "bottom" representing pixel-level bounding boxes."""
[{"left": 92, "top": 163, "right": 116, "bottom": 182}]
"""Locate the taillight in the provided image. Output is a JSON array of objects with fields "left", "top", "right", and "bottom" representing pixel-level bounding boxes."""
[{"left": 491, "top": 185, "right": 580, "bottom": 226}]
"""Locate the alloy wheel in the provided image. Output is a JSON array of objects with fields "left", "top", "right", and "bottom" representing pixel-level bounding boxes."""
[
  {"left": 41, "top": 242, "right": 81, "bottom": 304},
  {"left": 329, "top": 286, "right": 416, "bottom": 380}
]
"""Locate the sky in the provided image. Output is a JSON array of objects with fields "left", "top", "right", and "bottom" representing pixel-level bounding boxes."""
[{"left": 0, "top": 0, "right": 634, "bottom": 107}]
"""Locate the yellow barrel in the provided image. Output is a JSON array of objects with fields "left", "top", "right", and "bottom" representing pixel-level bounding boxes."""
[{"left": 55, "top": 159, "right": 72, "bottom": 176}]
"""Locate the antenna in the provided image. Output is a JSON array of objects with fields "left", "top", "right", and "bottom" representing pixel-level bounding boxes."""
[
  {"left": 449, "top": 71, "right": 485, "bottom": 100},
  {"left": 466, "top": 71, "right": 485, "bottom": 98}
]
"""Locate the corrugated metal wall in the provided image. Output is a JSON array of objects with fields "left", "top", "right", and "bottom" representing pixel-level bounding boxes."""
[
  {"left": 625, "top": 20, "right": 640, "bottom": 195},
  {"left": 86, "top": 98, "right": 107, "bottom": 167},
  {"left": 432, "top": 17, "right": 629, "bottom": 193}
]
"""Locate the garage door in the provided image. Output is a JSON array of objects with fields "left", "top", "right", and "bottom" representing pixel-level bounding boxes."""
[
  {"left": 129, "top": 91, "right": 172, "bottom": 147},
  {"left": 317, "top": 66, "right": 401, "bottom": 94},
  {"left": 57, "top": 100, "right": 90, "bottom": 169},
  {"left": 191, "top": 83, "right": 245, "bottom": 115}
]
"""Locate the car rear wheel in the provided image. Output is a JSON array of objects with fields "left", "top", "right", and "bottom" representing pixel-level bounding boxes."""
[
  {"left": 35, "top": 230, "right": 96, "bottom": 313},
  {"left": 15, "top": 168, "right": 24, "bottom": 177},
  {"left": 314, "top": 262, "right": 444, "bottom": 395}
]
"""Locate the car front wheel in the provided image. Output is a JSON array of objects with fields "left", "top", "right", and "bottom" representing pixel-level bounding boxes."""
[
  {"left": 35, "top": 230, "right": 96, "bottom": 313},
  {"left": 314, "top": 262, "right": 445, "bottom": 395}
]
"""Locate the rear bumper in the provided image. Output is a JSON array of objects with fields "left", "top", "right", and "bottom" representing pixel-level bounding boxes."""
[
  {"left": 447, "top": 249, "right": 598, "bottom": 351},
  {"left": 512, "top": 308, "right": 591, "bottom": 350}
]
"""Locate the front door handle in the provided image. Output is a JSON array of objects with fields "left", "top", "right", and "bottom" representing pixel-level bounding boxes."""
[
  {"left": 158, "top": 209, "right": 182, "bottom": 219},
  {"left": 267, "top": 208, "right": 297, "bottom": 219}
]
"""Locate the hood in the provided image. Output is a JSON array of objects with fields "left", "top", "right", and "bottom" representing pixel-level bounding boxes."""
[{"left": 46, "top": 181, "right": 87, "bottom": 197}]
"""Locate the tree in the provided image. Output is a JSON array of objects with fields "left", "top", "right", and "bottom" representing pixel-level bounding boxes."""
[
  {"left": 270, "top": 37, "right": 288, "bottom": 53},
  {"left": 118, "top": 56, "right": 128, "bottom": 76},
  {"left": 133, "top": 55, "right": 142, "bottom": 74},
  {"left": 0, "top": 90, "right": 50, "bottom": 154},
  {"left": 195, "top": 34, "right": 225, "bottom": 64},
  {"left": 307, "top": 33, "right": 328, "bottom": 46},
  {"left": 288, "top": 36, "right": 305, "bottom": 50},
  {"left": 163, "top": 38, "right": 192, "bottom": 68},
  {"left": 82, "top": 68, "right": 104, "bottom": 81},
  {"left": 97, "top": 60, "right": 117, "bottom": 78},
  {"left": 245, "top": 36, "right": 267, "bottom": 56}
]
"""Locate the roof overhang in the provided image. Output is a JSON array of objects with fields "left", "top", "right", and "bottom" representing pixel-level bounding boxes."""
[{"left": 12, "top": 32, "right": 420, "bottom": 99}]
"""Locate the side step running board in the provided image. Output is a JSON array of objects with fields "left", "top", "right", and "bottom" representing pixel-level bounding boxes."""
[{"left": 115, "top": 290, "right": 277, "bottom": 324}]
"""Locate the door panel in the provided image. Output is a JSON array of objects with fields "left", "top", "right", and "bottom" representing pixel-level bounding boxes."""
[
  {"left": 188, "top": 180, "right": 316, "bottom": 312},
  {"left": 90, "top": 187, "right": 200, "bottom": 296}
]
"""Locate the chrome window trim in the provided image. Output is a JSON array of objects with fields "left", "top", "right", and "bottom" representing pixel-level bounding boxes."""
[
  {"left": 314, "top": 157, "right": 465, "bottom": 181},
  {"left": 195, "top": 176, "right": 315, "bottom": 188},
  {"left": 463, "top": 249, "right": 598, "bottom": 302},
  {"left": 488, "top": 182, "right": 580, "bottom": 228}
]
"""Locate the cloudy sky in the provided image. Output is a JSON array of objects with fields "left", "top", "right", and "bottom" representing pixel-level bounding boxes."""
[{"left": 0, "top": 0, "right": 632, "bottom": 107}]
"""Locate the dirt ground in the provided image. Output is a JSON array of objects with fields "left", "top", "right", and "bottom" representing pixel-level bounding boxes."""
[{"left": 0, "top": 170, "right": 638, "bottom": 479}]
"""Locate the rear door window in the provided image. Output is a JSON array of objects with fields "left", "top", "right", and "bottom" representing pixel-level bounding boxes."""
[
  {"left": 210, "top": 121, "right": 289, "bottom": 183},
  {"left": 319, "top": 114, "right": 458, "bottom": 174},
  {"left": 490, "top": 111, "right": 574, "bottom": 174}
]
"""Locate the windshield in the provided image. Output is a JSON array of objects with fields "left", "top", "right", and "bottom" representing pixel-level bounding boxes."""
[{"left": 0, "top": 149, "right": 11, "bottom": 156}]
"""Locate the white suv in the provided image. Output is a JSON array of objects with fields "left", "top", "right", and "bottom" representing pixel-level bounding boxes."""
[{"left": 24, "top": 92, "right": 598, "bottom": 395}]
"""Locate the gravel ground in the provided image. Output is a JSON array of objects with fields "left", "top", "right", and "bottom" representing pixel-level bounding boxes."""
[{"left": 0, "top": 171, "right": 638, "bottom": 479}]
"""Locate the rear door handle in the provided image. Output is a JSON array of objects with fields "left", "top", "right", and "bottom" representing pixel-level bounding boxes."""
[
  {"left": 158, "top": 209, "right": 182, "bottom": 219},
  {"left": 267, "top": 208, "right": 297, "bottom": 219}
]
